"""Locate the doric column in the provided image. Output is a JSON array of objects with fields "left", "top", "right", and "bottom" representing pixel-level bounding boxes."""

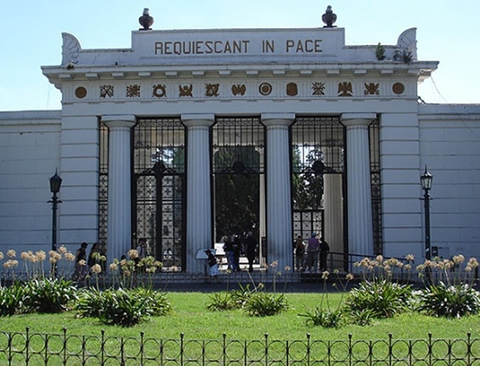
[
  {"left": 262, "top": 113, "right": 295, "bottom": 270},
  {"left": 341, "top": 113, "right": 376, "bottom": 262},
  {"left": 182, "top": 114, "right": 215, "bottom": 273},
  {"left": 102, "top": 115, "right": 136, "bottom": 265}
]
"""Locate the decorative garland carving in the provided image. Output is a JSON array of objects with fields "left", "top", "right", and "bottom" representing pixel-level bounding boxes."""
[{"left": 153, "top": 84, "right": 167, "bottom": 98}]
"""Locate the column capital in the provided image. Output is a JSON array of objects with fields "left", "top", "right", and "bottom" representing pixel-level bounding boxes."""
[
  {"left": 102, "top": 115, "right": 136, "bottom": 128},
  {"left": 261, "top": 113, "right": 295, "bottom": 127},
  {"left": 340, "top": 113, "right": 376, "bottom": 127},
  {"left": 181, "top": 113, "right": 215, "bottom": 128}
]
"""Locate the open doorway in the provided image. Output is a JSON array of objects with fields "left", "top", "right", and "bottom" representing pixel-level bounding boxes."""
[{"left": 212, "top": 117, "right": 265, "bottom": 269}]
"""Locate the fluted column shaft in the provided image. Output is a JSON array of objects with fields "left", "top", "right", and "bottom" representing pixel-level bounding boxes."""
[
  {"left": 341, "top": 113, "right": 376, "bottom": 261},
  {"left": 262, "top": 113, "right": 295, "bottom": 270},
  {"left": 182, "top": 114, "right": 215, "bottom": 273},
  {"left": 324, "top": 174, "right": 344, "bottom": 258},
  {"left": 103, "top": 115, "right": 136, "bottom": 265}
]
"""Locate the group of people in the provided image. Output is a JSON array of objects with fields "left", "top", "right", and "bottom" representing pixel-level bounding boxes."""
[
  {"left": 72, "top": 242, "right": 102, "bottom": 281},
  {"left": 222, "top": 232, "right": 258, "bottom": 273},
  {"left": 294, "top": 232, "right": 330, "bottom": 273},
  {"left": 72, "top": 238, "right": 151, "bottom": 281}
]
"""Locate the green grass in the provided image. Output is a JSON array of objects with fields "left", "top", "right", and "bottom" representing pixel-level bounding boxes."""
[{"left": 1, "top": 292, "right": 479, "bottom": 341}]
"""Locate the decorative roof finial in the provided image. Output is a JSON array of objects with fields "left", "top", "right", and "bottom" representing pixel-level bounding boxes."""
[
  {"left": 139, "top": 8, "right": 154, "bottom": 31},
  {"left": 322, "top": 5, "right": 337, "bottom": 28}
]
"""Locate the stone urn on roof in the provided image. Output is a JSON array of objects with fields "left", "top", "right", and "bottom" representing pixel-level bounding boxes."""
[
  {"left": 322, "top": 6, "right": 337, "bottom": 28},
  {"left": 139, "top": 8, "right": 154, "bottom": 30}
]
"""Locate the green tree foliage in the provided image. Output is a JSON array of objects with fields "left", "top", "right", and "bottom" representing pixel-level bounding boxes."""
[
  {"left": 214, "top": 147, "right": 259, "bottom": 240},
  {"left": 291, "top": 146, "right": 324, "bottom": 210}
]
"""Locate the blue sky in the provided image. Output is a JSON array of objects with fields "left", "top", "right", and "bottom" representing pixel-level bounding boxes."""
[{"left": 1, "top": 0, "right": 479, "bottom": 111}]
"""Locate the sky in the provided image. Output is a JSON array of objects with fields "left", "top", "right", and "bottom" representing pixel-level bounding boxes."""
[{"left": 1, "top": 0, "right": 479, "bottom": 111}]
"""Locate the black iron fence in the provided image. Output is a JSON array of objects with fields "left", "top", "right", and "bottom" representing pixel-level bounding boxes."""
[{"left": 1, "top": 329, "right": 479, "bottom": 365}]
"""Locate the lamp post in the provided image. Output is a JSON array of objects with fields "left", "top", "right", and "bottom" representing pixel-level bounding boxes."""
[
  {"left": 420, "top": 166, "right": 433, "bottom": 260},
  {"left": 48, "top": 170, "right": 62, "bottom": 252}
]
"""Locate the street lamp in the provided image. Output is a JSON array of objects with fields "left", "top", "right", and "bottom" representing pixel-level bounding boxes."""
[
  {"left": 420, "top": 165, "right": 433, "bottom": 260},
  {"left": 49, "top": 170, "right": 62, "bottom": 252}
]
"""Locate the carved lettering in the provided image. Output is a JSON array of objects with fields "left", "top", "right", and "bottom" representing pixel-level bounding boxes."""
[
  {"left": 154, "top": 40, "right": 250, "bottom": 56},
  {"left": 262, "top": 40, "right": 275, "bottom": 53},
  {"left": 286, "top": 39, "right": 322, "bottom": 53}
]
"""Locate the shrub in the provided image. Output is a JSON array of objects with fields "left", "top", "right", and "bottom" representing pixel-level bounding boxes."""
[
  {"left": 76, "top": 287, "right": 171, "bottom": 326},
  {"left": 0, "top": 283, "right": 27, "bottom": 316},
  {"left": 345, "top": 280, "right": 412, "bottom": 318},
  {"left": 417, "top": 282, "right": 480, "bottom": 318},
  {"left": 75, "top": 287, "right": 104, "bottom": 318},
  {"left": 230, "top": 284, "right": 254, "bottom": 308},
  {"left": 206, "top": 292, "right": 236, "bottom": 311},
  {"left": 24, "top": 278, "right": 78, "bottom": 313},
  {"left": 244, "top": 292, "right": 288, "bottom": 317},
  {"left": 299, "top": 307, "right": 343, "bottom": 328}
]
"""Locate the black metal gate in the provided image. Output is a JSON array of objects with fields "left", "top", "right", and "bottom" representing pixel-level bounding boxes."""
[
  {"left": 292, "top": 210, "right": 324, "bottom": 241},
  {"left": 369, "top": 120, "right": 382, "bottom": 254},
  {"left": 132, "top": 118, "right": 186, "bottom": 269},
  {"left": 290, "top": 116, "right": 345, "bottom": 240},
  {"left": 212, "top": 117, "right": 265, "bottom": 251}
]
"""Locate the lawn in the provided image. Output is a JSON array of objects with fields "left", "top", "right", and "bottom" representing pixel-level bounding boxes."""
[{"left": 1, "top": 292, "right": 479, "bottom": 341}]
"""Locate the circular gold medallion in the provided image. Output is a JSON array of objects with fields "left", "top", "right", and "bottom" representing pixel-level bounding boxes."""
[
  {"left": 392, "top": 82, "right": 405, "bottom": 95},
  {"left": 75, "top": 87, "right": 87, "bottom": 99}
]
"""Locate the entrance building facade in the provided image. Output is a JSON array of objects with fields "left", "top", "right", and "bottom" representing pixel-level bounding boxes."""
[
  {"left": 40, "top": 16, "right": 437, "bottom": 273},
  {"left": 4, "top": 8, "right": 479, "bottom": 274}
]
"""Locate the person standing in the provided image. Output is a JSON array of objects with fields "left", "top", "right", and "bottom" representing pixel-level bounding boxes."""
[
  {"left": 223, "top": 236, "right": 234, "bottom": 270},
  {"left": 294, "top": 235, "right": 306, "bottom": 272},
  {"left": 245, "top": 231, "right": 257, "bottom": 273},
  {"left": 319, "top": 237, "right": 330, "bottom": 271},
  {"left": 306, "top": 232, "right": 320, "bottom": 273},
  {"left": 87, "top": 242, "right": 101, "bottom": 268},
  {"left": 73, "top": 242, "right": 88, "bottom": 281},
  {"left": 136, "top": 238, "right": 149, "bottom": 260},
  {"left": 232, "top": 235, "right": 242, "bottom": 272}
]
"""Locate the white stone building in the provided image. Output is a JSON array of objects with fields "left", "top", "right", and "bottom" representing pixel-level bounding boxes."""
[{"left": 0, "top": 9, "right": 479, "bottom": 274}]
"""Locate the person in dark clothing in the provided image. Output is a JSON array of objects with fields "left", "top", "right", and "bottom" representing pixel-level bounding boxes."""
[
  {"left": 87, "top": 242, "right": 100, "bottom": 268},
  {"left": 319, "top": 237, "right": 330, "bottom": 271},
  {"left": 245, "top": 231, "right": 258, "bottom": 273},
  {"left": 232, "top": 235, "right": 242, "bottom": 272},
  {"left": 205, "top": 249, "right": 219, "bottom": 278},
  {"left": 223, "top": 236, "right": 234, "bottom": 270},
  {"left": 73, "top": 242, "right": 88, "bottom": 281},
  {"left": 294, "top": 235, "right": 306, "bottom": 272}
]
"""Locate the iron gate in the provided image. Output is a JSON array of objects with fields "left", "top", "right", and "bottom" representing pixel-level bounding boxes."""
[
  {"left": 132, "top": 118, "right": 186, "bottom": 269},
  {"left": 212, "top": 116, "right": 265, "bottom": 254},
  {"left": 291, "top": 116, "right": 345, "bottom": 240}
]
